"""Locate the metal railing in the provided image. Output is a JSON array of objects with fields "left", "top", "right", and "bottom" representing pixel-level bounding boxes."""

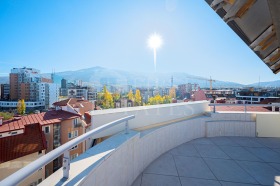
[
  {"left": 0, "top": 115, "right": 135, "bottom": 186},
  {"left": 209, "top": 103, "right": 280, "bottom": 113}
]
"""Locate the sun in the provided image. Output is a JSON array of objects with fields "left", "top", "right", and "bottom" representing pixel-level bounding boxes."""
[{"left": 148, "top": 33, "right": 163, "bottom": 49}]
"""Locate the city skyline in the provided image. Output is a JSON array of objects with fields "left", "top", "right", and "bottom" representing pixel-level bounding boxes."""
[{"left": 1, "top": 0, "right": 280, "bottom": 84}]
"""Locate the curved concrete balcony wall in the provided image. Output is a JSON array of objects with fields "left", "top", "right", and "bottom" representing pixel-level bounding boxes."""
[
  {"left": 90, "top": 101, "right": 210, "bottom": 138},
  {"left": 42, "top": 103, "right": 257, "bottom": 186}
]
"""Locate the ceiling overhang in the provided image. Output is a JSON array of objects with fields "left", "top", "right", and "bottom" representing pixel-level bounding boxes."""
[{"left": 205, "top": 0, "right": 280, "bottom": 74}]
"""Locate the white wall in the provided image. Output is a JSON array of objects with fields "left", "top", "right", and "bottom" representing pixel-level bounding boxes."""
[
  {"left": 47, "top": 83, "right": 59, "bottom": 108},
  {"left": 90, "top": 101, "right": 210, "bottom": 138},
  {"left": 256, "top": 113, "right": 280, "bottom": 137},
  {"left": 41, "top": 110, "right": 260, "bottom": 186}
]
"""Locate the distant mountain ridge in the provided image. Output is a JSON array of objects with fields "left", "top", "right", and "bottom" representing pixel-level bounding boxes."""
[
  {"left": 1, "top": 66, "right": 279, "bottom": 88},
  {"left": 46, "top": 66, "right": 243, "bottom": 88}
]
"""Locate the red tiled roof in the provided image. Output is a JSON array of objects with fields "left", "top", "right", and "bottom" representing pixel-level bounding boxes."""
[
  {"left": 53, "top": 99, "right": 71, "bottom": 106},
  {"left": 211, "top": 106, "right": 270, "bottom": 112},
  {"left": 53, "top": 98, "right": 95, "bottom": 115},
  {"left": 0, "top": 110, "right": 80, "bottom": 133},
  {"left": 0, "top": 123, "right": 46, "bottom": 163}
]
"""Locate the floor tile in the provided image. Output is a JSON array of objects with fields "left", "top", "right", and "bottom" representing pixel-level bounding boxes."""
[
  {"left": 204, "top": 158, "right": 258, "bottom": 184},
  {"left": 269, "top": 163, "right": 280, "bottom": 171},
  {"left": 210, "top": 137, "right": 240, "bottom": 146},
  {"left": 195, "top": 144, "right": 230, "bottom": 159},
  {"left": 273, "top": 148, "right": 280, "bottom": 154},
  {"left": 143, "top": 153, "right": 178, "bottom": 176},
  {"left": 254, "top": 138, "right": 280, "bottom": 149},
  {"left": 245, "top": 147, "right": 280, "bottom": 163},
  {"left": 180, "top": 177, "right": 221, "bottom": 186},
  {"left": 220, "top": 181, "right": 261, "bottom": 186},
  {"left": 237, "top": 160, "right": 280, "bottom": 185},
  {"left": 219, "top": 146, "right": 262, "bottom": 162},
  {"left": 174, "top": 156, "right": 216, "bottom": 179},
  {"left": 131, "top": 173, "right": 142, "bottom": 186},
  {"left": 229, "top": 137, "right": 264, "bottom": 148},
  {"left": 141, "top": 174, "right": 181, "bottom": 186},
  {"left": 169, "top": 143, "right": 200, "bottom": 157},
  {"left": 189, "top": 138, "right": 214, "bottom": 145}
]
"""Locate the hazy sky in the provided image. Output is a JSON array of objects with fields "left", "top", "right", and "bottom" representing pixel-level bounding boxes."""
[{"left": 0, "top": 0, "right": 279, "bottom": 84}]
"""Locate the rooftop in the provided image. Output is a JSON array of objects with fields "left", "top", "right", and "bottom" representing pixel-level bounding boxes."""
[
  {"left": 53, "top": 98, "right": 96, "bottom": 115},
  {"left": 132, "top": 136, "right": 280, "bottom": 186},
  {"left": 0, "top": 110, "right": 80, "bottom": 133},
  {"left": 0, "top": 123, "right": 46, "bottom": 163}
]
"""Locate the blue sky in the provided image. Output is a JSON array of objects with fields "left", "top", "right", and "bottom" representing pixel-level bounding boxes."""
[{"left": 0, "top": 0, "right": 279, "bottom": 84}]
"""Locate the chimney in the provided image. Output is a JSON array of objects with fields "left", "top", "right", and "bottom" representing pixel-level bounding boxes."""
[{"left": 0, "top": 117, "right": 3, "bottom": 126}]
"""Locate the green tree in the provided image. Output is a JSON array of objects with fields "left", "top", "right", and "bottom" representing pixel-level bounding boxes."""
[
  {"left": 135, "top": 89, "right": 142, "bottom": 106},
  {"left": 0, "top": 112, "right": 14, "bottom": 120},
  {"left": 127, "top": 90, "right": 134, "bottom": 101},
  {"left": 17, "top": 99, "right": 26, "bottom": 115},
  {"left": 112, "top": 92, "right": 120, "bottom": 102}
]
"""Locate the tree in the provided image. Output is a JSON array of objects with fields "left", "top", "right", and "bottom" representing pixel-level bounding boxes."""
[
  {"left": 0, "top": 112, "right": 13, "bottom": 120},
  {"left": 135, "top": 89, "right": 142, "bottom": 106},
  {"left": 102, "top": 86, "right": 114, "bottom": 109},
  {"left": 169, "top": 87, "right": 176, "bottom": 99},
  {"left": 127, "top": 90, "right": 134, "bottom": 101},
  {"left": 163, "top": 95, "right": 172, "bottom": 104},
  {"left": 17, "top": 99, "right": 26, "bottom": 115},
  {"left": 112, "top": 92, "right": 120, "bottom": 102},
  {"left": 148, "top": 94, "right": 163, "bottom": 105}
]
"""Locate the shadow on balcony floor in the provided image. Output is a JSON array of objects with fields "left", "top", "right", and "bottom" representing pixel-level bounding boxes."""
[{"left": 132, "top": 137, "right": 280, "bottom": 186}]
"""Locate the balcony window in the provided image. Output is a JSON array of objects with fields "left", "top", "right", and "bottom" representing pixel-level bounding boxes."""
[
  {"left": 68, "top": 130, "right": 78, "bottom": 139},
  {"left": 44, "top": 126, "right": 50, "bottom": 134},
  {"left": 70, "top": 153, "right": 78, "bottom": 160}
]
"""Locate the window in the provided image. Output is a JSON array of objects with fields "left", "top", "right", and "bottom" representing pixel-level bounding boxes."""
[
  {"left": 38, "top": 150, "right": 42, "bottom": 155},
  {"left": 70, "top": 153, "right": 78, "bottom": 160},
  {"left": 68, "top": 130, "right": 78, "bottom": 139},
  {"left": 11, "top": 131, "right": 17, "bottom": 135},
  {"left": 70, "top": 145, "right": 78, "bottom": 150},
  {"left": 38, "top": 178, "right": 42, "bottom": 184},
  {"left": 73, "top": 118, "right": 79, "bottom": 127},
  {"left": 44, "top": 126, "right": 50, "bottom": 134}
]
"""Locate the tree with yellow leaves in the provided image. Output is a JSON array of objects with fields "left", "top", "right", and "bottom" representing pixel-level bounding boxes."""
[
  {"left": 102, "top": 86, "right": 114, "bottom": 109},
  {"left": 169, "top": 87, "right": 176, "bottom": 99},
  {"left": 148, "top": 94, "right": 164, "bottom": 105},
  {"left": 135, "top": 89, "right": 142, "bottom": 106},
  {"left": 17, "top": 99, "right": 26, "bottom": 115},
  {"left": 112, "top": 92, "right": 120, "bottom": 102},
  {"left": 127, "top": 90, "right": 134, "bottom": 101},
  {"left": 163, "top": 95, "right": 172, "bottom": 104}
]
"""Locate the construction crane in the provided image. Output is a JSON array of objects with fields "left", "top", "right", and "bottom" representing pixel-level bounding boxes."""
[{"left": 186, "top": 76, "right": 216, "bottom": 93}]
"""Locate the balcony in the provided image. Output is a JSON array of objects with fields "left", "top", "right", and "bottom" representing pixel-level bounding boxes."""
[
  {"left": 1, "top": 101, "right": 279, "bottom": 185},
  {"left": 132, "top": 137, "right": 280, "bottom": 186}
]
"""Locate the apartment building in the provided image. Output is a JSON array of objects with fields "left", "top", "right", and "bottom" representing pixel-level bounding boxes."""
[
  {"left": 0, "top": 84, "right": 10, "bottom": 100},
  {"left": 0, "top": 118, "right": 46, "bottom": 186},
  {"left": 0, "top": 67, "right": 59, "bottom": 111},
  {"left": 0, "top": 109, "right": 87, "bottom": 179},
  {"left": 53, "top": 98, "right": 95, "bottom": 149}
]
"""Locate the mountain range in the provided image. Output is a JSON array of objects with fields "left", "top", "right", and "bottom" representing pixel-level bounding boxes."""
[
  {"left": 1, "top": 66, "right": 280, "bottom": 88},
  {"left": 45, "top": 66, "right": 243, "bottom": 88}
]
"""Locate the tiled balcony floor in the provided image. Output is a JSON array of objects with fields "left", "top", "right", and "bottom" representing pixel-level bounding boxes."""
[{"left": 132, "top": 137, "right": 280, "bottom": 186}]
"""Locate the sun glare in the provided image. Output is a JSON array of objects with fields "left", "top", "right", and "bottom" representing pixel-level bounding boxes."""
[{"left": 148, "top": 33, "right": 163, "bottom": 49}]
